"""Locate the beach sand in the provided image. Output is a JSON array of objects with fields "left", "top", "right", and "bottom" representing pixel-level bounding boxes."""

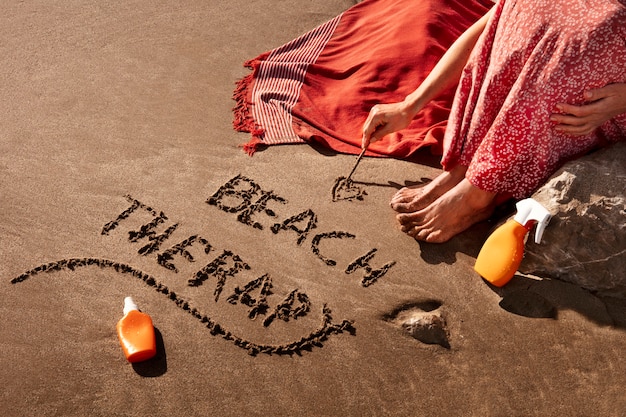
[{"left": 1, "top": 1, "right": 624, "bottom": 416}]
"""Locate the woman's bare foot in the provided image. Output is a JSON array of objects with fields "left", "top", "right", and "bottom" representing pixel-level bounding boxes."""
[
  {"left": 390, "top": 165, "right": 467, "bottom": 213},
  {"left": 396, "top": 178, "right": 496, "bottom": 243}
]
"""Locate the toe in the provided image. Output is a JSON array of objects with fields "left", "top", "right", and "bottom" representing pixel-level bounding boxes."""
[
  {"left": 423, "top": 230, "right": 448, "bottom": 243},
  {"left": 392, "top": 201, "right": 417, "bottom": 213},
  {"left": 414, "top": 227, "right": 433, "bottom": 241}
]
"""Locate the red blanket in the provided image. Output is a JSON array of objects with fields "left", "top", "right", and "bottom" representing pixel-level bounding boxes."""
[{"left": 234, "top": 0, "right": 493, "bottom": 160}]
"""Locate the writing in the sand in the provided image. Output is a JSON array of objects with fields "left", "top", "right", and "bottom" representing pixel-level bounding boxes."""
[
  {"left": 94, "top": 175, "right": 395, "bottom": 354},
  {"left": 12, "top": 175, "right": 395, "bottom": 355},
  {"left": 12, "top": 256, "right": 354, "bottom": 356},
  {"left": 102, "top": 175, "right": 396, "bottom": 290},
  {"left": 207, "top": 174, "right": 396, "bottom": 285}
]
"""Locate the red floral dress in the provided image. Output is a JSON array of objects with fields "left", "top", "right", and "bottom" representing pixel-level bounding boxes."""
[{"left": 441, "top": 0, "right": 626, "bottom": 198}]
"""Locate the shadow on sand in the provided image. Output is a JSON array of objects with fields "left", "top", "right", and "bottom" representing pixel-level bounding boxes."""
[
  {"left": 415, "top": 205, "right": 626, "bottom": 330},
  {"left": 132, "top": 328, "right": 168, "bottom": 377}
]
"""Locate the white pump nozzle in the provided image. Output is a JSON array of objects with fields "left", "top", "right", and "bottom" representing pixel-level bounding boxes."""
[
  {"left": 513, "top": 198, "right": 552, "bottom": 244},
  {"left": 123, "top": 296, "right": 139, "bottom": 315}
]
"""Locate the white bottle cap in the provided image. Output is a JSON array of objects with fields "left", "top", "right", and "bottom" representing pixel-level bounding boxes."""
[
  {"left": 513, "top": 198, "right": 552, "bottom": 244},
  {"left": 123, "top": 296, "right": 139, "bottom": 315}
]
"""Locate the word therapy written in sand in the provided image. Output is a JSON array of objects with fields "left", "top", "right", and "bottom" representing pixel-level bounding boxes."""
[{"left": 99, "top": 186, "right": 364, "bottom": 356}]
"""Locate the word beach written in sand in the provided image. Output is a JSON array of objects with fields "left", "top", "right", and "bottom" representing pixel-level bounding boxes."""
[{"left": 207, "top": 174, "right": 395, "bottom": 285}]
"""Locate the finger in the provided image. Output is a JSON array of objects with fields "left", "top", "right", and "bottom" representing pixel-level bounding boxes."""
[
  {"left": 363, "top": 123, "right": 385, "bottom": 147},
  {"left": 584, "top": 85, "right": 614, "bottom": 101},
  {"left": 550, "top": 113, "right": 588, "bottom": 127},
  {"left": 554, "top": 123, "right": 595, "bottom": 136},
  {"left": 554, "top": 102, "right": 596, "bottom": 118},
  {"left": 362, "top": 130, "right": 379, "bottom": 149},
  {"left": 361, "top": 126, "right": 374, "bottom": 149},
  {"left": 369, "top": 123, "right": 392, "bottom": 143},
  {"left": 361, "top": 110, "right": 381, "bottom": 146}
]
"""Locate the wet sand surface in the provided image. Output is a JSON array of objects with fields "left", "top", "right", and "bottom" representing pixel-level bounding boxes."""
[{"left": 1, "top": 1, "right": 625, "bottom": 416}]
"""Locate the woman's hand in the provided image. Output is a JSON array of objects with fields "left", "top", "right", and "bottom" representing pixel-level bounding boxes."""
[
  {"left": 361, "top": 101, "right": 415, "bottom": 149},
  {"left": 551, "top": 83, "right": 626, "bottom": 136}
]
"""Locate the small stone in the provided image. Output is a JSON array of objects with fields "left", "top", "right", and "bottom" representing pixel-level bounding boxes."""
[{"left": 400, "top": 310, "right": 450, "bottom": 349}]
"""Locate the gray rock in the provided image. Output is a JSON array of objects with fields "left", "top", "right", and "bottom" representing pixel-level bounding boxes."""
[{"left": 520, "top": 142, "right": 626, "bottom": 299}]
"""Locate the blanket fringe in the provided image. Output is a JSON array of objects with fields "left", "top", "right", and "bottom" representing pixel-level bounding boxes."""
[
  {"left": 232, "top": 57, "right": 269, "bottom": 156},
  {"left": 232, "top": 70, "right": 256, "bottom": 133},
  {"left": 239, "top": 135, "right": 265, "bottom": 156}
]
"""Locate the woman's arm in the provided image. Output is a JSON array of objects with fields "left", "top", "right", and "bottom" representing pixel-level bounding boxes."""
[{"left": 362, "top": 7, "right": 494, "bottom": 148}]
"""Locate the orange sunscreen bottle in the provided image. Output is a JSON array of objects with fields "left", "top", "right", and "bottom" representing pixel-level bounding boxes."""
[
  {"left": 116, "top": 297, "right": 157, "bottom": 363},
  {"left": 474, "top": 198, "right": 551, "bottom": 287}
]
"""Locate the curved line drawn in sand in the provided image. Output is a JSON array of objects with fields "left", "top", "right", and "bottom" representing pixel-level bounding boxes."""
[
  {"left": 11, "top": 258, "right": 355, "bottom": 356},
  {"left": 331, "top": 176, "right": 367, "bottom": 202}
]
